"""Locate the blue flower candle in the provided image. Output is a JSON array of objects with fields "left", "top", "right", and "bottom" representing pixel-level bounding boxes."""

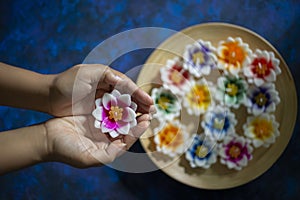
[
  {"left": 201, "top": 105, "right": 237, "bottom": 141},
  {"left": 185, "top": 134, "right": 218, "bottom": 169}
]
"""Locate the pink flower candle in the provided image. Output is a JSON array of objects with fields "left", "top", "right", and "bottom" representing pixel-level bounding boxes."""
[{"left": 92, "top": 89, "right": 137, "bottom": 138}]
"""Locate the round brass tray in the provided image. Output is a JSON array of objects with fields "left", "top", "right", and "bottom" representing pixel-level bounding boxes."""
[{"left": 137, "top": 23, "right": 297, "bottom": 189}]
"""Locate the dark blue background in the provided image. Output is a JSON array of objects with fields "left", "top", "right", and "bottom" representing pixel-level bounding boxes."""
[{"left": 0, "top": 0, "right": 299, "bottom": 199}]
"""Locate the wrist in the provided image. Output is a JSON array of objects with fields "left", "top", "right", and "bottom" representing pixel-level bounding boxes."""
[
  {"left": 35, "top": 123, "right": 51, "bottom": 163},
  {"left": 44, "top": 74, "right": 57, "bottom": 115}
]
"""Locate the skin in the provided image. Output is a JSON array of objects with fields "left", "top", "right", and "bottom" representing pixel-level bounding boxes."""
[{"left": 0, "top": 62, "right": 155, "bottom": 175}]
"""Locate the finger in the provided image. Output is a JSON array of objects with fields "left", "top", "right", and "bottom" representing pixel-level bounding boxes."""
[
  {"left": 131, "top": 88, "right": 153, "bottom": 107},
  {"left": 136, "top": 113, "right": 151, "bottom": 122},
  {"left": 101, "top": 69, "right": 122, "bottom": 88},
  {"left": 123, "top": 116, "right": 151, "bottom": 149},
  {"left": 135, "top": 103, "right": 151, "bottom": 114},
  {"left": 133, "top": 114, "right": 152, "bottom": 137},
  {"left": 136, "top": 104, "right": 157, "bottom": 115},
  {"left": 149, "top": 105, "right": 157, "bottom": 115},
  {"left": 124, "top": 120, "right": 150, "bottom": 148},
  {"left": 93, "top": 139, "right": 127, "bottom": 164},
  {"left": 76, "top": 65, "right": 153, "bottom": 110},
  {"left": 103, "top": 114, "right": 151, "bottom": 158},
  {"left": 110, "top": 69, "right": 153, "bottom": 105},
  {"left": 106, "top": 113, "right": 151, "bottom": 142}
]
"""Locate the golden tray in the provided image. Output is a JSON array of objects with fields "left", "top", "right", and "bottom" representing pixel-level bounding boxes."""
[{"left": 137, "top": 23, "right": 297, "bottom": 189}]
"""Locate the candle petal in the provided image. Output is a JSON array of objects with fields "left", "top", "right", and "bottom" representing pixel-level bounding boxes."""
[
  {"left": 118, "top": 94, "right": 131, "bottom": 107},
  {"left": 116, "top": 121, "right": 130, "bottom": 135},
  {"left": 92, "top": 107, "right": 103, "bottom": 121},
  {"left": 109, "top": 130, "right": 119, "bottom": 138}
]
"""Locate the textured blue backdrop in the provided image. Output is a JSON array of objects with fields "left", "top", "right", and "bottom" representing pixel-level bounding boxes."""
[{"left": 0, "top": 0, "right": 299, "bottom": 199}]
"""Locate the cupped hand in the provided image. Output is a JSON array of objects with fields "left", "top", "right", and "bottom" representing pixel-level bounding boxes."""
[
  {"left": 49, "top": 64, "right": 154, "bottom": 117},
  {"left": 44, "top": 113, "right": 151, "bottom": 168}
]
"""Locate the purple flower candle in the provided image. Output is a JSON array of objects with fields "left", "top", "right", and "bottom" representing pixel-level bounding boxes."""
[
  {"left": 183, "top": 39, "right": 217, "bottom": 77},
  {"left": 245, "top": 83, "right": 280, "bottom": 116},
  {"left": 219, "top": 135, "right": 253, "bottom": 170}
]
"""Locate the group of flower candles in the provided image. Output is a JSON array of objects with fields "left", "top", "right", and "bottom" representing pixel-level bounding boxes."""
[{"left": 150, "top": 37, "right": 281, "bottom": 170}]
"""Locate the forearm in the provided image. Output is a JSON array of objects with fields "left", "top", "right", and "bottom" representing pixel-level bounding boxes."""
[
  {"left": 0, "top": 124, "right": 48, "bottom": 175},
  {"left": 0, "top": 62, "right": 55, "bottom": 114}
]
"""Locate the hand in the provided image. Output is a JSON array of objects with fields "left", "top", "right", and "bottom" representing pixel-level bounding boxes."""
[
  {"left": 0, "top": 63, "right": 155, "bottom": 174},
  {"left": 49, "top": 64, "right": 154, "bottom": 117},
  {"left": 44, "top": 114, "right": 151, "bottom": 168}
]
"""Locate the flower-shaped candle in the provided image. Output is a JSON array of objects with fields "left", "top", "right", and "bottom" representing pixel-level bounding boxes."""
[
  {"left": 185, "top": 134, "right": 218, "bottom": 169},
  {"left": 183, "top": 39, "right": 217, "bottom": 77},
  {"left": 215, "top": 76, "right": 248, "bottom": 108},
  {"left": 201, "top": 105, "right": 237, "bottom": 141},
  {"left": 160, "top": 57, "right": 191, "bottom": 96},
  {"left": 219, "top": 135, "right": 253, "bottom": 170},
  {"left": 244, "top": 49, "right": 281, "bottom": 86},
  {"left": 154, "top": 120, "right": 189, "bottom": 157},
  {"left": 92, "top": 89, "right": 137, "bottom": 138},
  {"left": 151, "top": 87, "right": 181, "bottom": 121},
  {"left": 217, "top": 37, "right": 252, "bottom": 76},
  {"left": 243, "top": 114, "right": 279, "bottom": 148},
  {"left": 183, "top": 78, "right": 214, "bottom": 116},
  {"left": 245, "top": 83, "right": 280, "bottom": 115}
]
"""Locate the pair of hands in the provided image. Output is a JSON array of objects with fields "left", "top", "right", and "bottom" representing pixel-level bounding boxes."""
[{"left": 44, "top": 64, "right": 154, "bottom": 168}]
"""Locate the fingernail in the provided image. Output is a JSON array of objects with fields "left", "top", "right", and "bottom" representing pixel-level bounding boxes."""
[
  {"left": 149, "top": 114, "right": 153, "bottom": 121},
  {"left": 119, "top": 143, "right": 127, "bottom": 147},
  {"left": 149, "top": 105, "right": 157, "bottom": 114},
  {"left": 145, "top": 120, "right": 151, "bottom": 127},
  {"left": 114, "top": 75, "right": 122, "bottom": 81}
]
